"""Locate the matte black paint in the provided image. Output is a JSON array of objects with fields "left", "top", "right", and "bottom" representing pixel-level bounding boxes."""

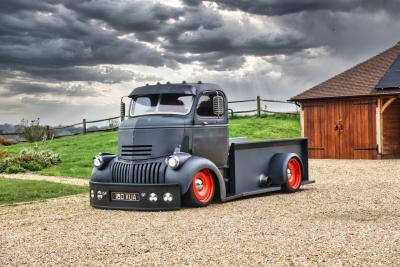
[
  {"left": 228, "top": 138, "right": 309, "bottom": 196},
  {"left": 90, "top": 181, "right": 181, "bottom": 210},
  {"left": 90, "top": 83, "right": 314, "bottom": 210}
]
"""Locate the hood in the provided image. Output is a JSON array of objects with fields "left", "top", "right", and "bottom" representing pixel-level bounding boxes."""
[
  {"left": 118, "top": 115, "right": 190, "bottom": 160},
  {"left": 120, "top": 115, "right": 189, "bottom": 129}
]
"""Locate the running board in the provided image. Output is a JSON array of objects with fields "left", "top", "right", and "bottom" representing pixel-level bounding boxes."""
[
  {"left": 222, "top": 186, "right": 282, "bottom": 202},
  {"left": 221, "top": 179, "right": 316, "bottom": 202}
]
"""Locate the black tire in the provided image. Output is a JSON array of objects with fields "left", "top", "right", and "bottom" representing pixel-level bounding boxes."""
[
  {"left": 183, "top": 168, "right": 215, "bottom": 207},
  {"left": 281, "top": 157, "right": 302, "bottom": 193}
]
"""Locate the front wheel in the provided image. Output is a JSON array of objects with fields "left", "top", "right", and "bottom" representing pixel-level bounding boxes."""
[
  {"left": 282, "top": 157, "right": 302, "bottom": 193},
  {"left": 183, "top": 169, "right": 215, "bottom": 207}
]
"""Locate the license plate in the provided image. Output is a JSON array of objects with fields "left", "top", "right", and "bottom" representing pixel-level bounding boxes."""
[{"left": 111, "top": 192, "right": 140, "bottom": 202}]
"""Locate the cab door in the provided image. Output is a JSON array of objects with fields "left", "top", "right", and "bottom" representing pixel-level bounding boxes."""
[{"left": 192, "top": 91, "right": 228, "bottom": 167}]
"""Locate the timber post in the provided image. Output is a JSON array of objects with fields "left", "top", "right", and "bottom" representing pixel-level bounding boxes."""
[
  {"left": 82, "top": 119, "right": 87, "bottom": 135},
  {"left": 256, "top": 96, "right": 261, "bottom": 117}
]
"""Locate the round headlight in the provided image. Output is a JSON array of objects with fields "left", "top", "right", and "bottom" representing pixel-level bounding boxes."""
[
  {"left": 167, "top": 155, "right": 180, "bottom": 169},
  {"left": 90, "top": 189, "right": 95, "bottom": 199},
  {"left": 93, "top": 156, "right": 103, "bottom": 168}
]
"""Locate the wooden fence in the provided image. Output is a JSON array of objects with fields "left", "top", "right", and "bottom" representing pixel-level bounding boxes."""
[
  {"left": 1, "top": 97, "right": 298, "bottom": 139},
  {"left": 228, "top": 96, "right": 298, "bottom": 117}
]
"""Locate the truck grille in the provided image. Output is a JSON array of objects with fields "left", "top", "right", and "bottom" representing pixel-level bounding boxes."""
[
  {"left": 120, "top": 145, "right": 152, "bottom": 159},
  {"left": 111, "top": 160, "right": 165, "bottom": 184}
]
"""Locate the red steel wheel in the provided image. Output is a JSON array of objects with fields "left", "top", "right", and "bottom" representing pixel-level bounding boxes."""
[
  {"left": 283, "top": 157, "right": 302, "bottom": 192},
  {"left": 183, "top": 169, "right": 215, "bottom": 207},
  {"left": 192, "top": 169, "right": 214, "bottom": 203}
]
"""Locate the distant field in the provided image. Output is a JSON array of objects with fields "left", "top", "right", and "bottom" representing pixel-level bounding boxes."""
[
  {"left": 0, "top": 178, "right": 87, "bottom": 205},
  {"left": 2, "top": 115, "right": 300, "bottom": 178}
]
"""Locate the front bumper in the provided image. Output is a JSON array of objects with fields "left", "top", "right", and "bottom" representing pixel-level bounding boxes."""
[{"left": 89, "top": 181, "right": 181, "bottom": 210}]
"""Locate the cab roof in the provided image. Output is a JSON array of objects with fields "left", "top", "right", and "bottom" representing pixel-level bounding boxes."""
[{"left": 129, "top": 82, "right": 223, "bottom": 97}]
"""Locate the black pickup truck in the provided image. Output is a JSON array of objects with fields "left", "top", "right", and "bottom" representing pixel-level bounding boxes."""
[{"left": 89, "top": 82, "right": 314, "bottom": 210}]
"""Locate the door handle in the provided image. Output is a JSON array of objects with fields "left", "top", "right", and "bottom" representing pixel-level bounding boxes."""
[{"left": 202, "top": 121, "right": 208, "bottom": 126}]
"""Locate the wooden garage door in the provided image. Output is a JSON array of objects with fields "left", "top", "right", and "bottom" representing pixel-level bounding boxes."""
[{"left": 304, "top": 99, "right": 377, "bottom": 159}]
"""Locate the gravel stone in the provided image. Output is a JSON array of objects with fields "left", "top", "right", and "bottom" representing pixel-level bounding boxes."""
[{"left": 1, "top": 159, "right": 399, "bottom": 266}]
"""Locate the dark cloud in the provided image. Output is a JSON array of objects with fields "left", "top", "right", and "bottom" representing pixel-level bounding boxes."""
[
  {"left": 62, "top": 0, "right": 185, "bottom": 33},
  {"left": 21, "top": 66, "right": 135, "bottom": 83},
  {"left": 0, "top": 0, "right": 399, "bottom": 126},
  {"left": 209, "top": 0, "right": 400, "bottom": 16},
  {"left": 2, "top": 82, "right": 97, "bottom": 97},
  {"left": 0, "top": 0, "right": 55, "bottom": 14},
  {"left": 165, "top": 28, "right": 307, "bottom": 56},
  {"left": 200, "top": 55, "right": 247, "bottom": 71},
  {"left": 0, "top": 2, "right": 170, "bottom": 72},
  {"left": 6, "top": 66, "right": 161, "bottom": 84},
  {"left": 0, "top": 0, "right": 399, "bottom": 78}
]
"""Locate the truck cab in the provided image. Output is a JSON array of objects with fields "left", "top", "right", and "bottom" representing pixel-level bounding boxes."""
[{"left": 90, "top": 82, "right": 313, "bottom": 210}]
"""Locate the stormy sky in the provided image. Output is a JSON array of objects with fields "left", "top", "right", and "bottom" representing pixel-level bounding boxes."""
[{"left": 0, "top": 0, "right": 399, "bottom": 125}]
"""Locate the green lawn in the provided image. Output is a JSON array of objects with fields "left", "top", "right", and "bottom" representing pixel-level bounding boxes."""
[
  {"left": 2, "top": 115, "right": 300, "bottom": 178},
  {"left": 5, "top": 131, "right": 118, "bottom": 178},
  {"left": 0, "top": 178, "right": 87, "bottom": 205},
  {"left": 229, "top": 114, "right": 300, "bottom": 140}
]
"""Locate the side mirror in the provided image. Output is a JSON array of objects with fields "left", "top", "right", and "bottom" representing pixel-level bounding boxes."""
[
  {"left": 120, "top": 101, "right": 126, "bottom": 121},
  {"left": 213, "top": 95, "right": 224, "bottom": 116}
]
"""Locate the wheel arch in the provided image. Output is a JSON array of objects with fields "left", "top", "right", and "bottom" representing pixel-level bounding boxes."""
[
  {"left": 165, "top": 156, "right": 226, "bottom": 200},
  {"left": 90, "top": 157, "right": 116, "bottom": 183},
  {"left": 267, "top": 152, "right": 303, "bottom": 185}
]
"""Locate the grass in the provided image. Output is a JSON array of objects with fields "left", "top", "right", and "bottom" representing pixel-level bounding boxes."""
[
  {"left": 229, "top": 114, "right": 300, "bottom": 140},
  {"left": 2, "top": 115, "right": 300, "bottom": 178},
  {"left": 0, "top": 178, "right": 87, "bottom": 205},
  {"left": 5, "top": 131, "right": 118, "bottom": 178}
]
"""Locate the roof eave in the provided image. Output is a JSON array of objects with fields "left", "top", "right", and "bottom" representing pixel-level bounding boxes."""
[{"left": 291, "top": 92, "right": 400, "bottom": 102}]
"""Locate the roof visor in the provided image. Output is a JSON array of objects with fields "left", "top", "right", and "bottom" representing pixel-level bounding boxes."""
[{"left": 129, "top": 84, "right": 197, "bottom": 97}]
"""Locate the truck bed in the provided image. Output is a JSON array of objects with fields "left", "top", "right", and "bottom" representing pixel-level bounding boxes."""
[{"left": 227, "top": 138, "right": 309, "bottom": 196}]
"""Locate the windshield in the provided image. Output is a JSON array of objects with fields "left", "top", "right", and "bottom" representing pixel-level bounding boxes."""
[{"left": 130, "top": 94, "right": 194, "bottom": 116}]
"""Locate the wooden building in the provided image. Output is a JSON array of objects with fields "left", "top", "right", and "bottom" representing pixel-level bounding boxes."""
[{"left": 291, "top": 43, "right": 400, "bottom": 159}]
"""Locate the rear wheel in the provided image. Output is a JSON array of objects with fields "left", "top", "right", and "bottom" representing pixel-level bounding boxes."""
[
  {"left": 183, "top": 169, "right": 215, "bottom": 207},
  {"left": 282, "top": 157, "right": 302, "bottom": 192}
]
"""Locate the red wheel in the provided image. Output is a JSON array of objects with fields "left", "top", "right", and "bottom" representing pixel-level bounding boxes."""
[
  {"left": 183, "top": 169, "right": 215, "bottom": 207},
  {"left": 283, "top": 157, "right": 302, "bottom": 192}
]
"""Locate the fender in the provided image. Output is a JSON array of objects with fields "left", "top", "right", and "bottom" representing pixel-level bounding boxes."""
[
  {"left": 91, "top": 157, "right": 116, "bottom": 183},
  {"left": 268, "top": 153, "right": 303, "bottom": 185},
  {"left": 165, "top": 156, "right": 226, "bottom": 199}
]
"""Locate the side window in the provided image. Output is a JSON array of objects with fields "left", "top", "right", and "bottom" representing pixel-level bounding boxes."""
[{"left": 196, "top": 92, "right": 224, "bottom": 117}]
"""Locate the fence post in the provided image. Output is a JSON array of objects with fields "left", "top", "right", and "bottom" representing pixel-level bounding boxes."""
[
  {"left": 82, "top": 119, "right": 86, "bottom": 135},
  {"left": 45, "top": 125, "right": 50, "bottom": 139},
  {"left": 256, "top": 96, "right": 261, "bottom": 117}
]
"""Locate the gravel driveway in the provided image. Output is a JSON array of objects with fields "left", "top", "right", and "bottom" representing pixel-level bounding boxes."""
[{"left": 1, "top": 159, "right": 400, "bottom": 266}]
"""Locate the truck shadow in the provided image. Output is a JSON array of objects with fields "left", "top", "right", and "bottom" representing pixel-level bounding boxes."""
[{"left": 208, "top": 187, "right": 312, "bottom": 207}]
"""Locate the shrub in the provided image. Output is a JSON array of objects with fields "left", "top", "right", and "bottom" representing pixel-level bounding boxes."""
[
  {"left": 19, "top": 118, "right": 54, "bottom": 142},
  {"left": 0, "top": 157, "right": 21, "bottom": 173},
  {"left": 0, "top": 160, "right": 5, "bottom": 173},
  {"left": 16, "top": 146, "right": 61, "bottom": 169},
  {"left": 0, "top": 145, "right": 61, "bottom": 174},
  {"left": 4, "top": 165, "right": 26, "bottom": 174},
  {"left": 0, "top": 149, "right": 10, "bottom": 159}
]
